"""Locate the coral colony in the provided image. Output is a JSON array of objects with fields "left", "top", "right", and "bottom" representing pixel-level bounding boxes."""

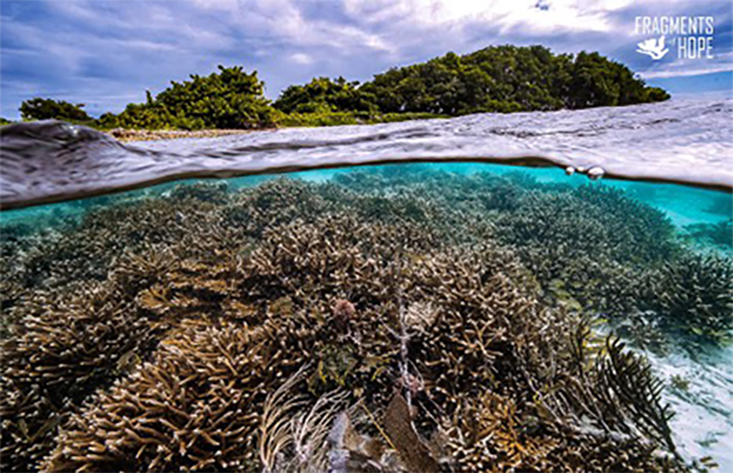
[{"left": 1, "top": 166, "right": 731, "bottom": 472}]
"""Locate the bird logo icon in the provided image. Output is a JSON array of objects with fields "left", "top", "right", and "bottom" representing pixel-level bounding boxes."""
[{"left": 637, "top": 36, "right": 669, "bottom": 60}]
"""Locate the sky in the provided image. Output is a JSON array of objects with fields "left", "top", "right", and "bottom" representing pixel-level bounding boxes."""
[{"left": 1, "top": 0, "right": 732, "bottom": 119}]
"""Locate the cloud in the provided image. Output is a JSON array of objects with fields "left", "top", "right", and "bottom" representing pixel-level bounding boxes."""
[
  {"left": 641, "top": 59, "right": 733, "bottom": 79},
  {"left": 290, "top": 53, "right": 314, "bottom": 65},
  {"left": 190, "top": 0, "right": 241, "bottom": 10},
  {"left": 1, "top": 0, "right": 731, "bottom": 118}
]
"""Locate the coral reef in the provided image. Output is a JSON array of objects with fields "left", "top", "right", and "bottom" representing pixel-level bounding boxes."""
[
  {"left": 44, "top": 323, "right": 272, "bottom": 472},
  {"left": 333, "top": 168, "right": 731, "bottom": 344},
  {"left": 1, "top": 167, "right": 727, "bottom": 471},
  {"left": 0, "top": 249, "right": 181, "bottom": 471},
  {"left": 645, "top": 253, "right": 733, "bottom": 342},
  {"left": 684, "top": 219, "right": 733, "bottom": 250}
]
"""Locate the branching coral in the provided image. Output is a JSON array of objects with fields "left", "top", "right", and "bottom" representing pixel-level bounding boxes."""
[
  {"left": 645, "top": 253, "right": 733, "bottom": 342},
  {"left": 447, "top": 391, "right": 558, "bottom": 472},
  {"left": 1, "top": 169, "right": 722, "bottom": 472},
  {"left": 0, "top": 284, "right": 161, "bottom": 471},
  {"left": 332, "top": 169, "right": 689, "bottom": 335},
  {"left": 223, "top": 178, "right": 337, "bottom": 238},
  {"left": 168, "top": 181, "right": 231, "bottom": 204},
  {"left": 0, "top": 189, "right": 226, "bottom": 297},
  {"left": 0, "top": 246, "right": 192, "bottom": 471},
  {"left": 445, "top": 333, "right": 684, "bottom": 472},
  {"left": 684, "top": 219, "right": 733, "bottom": 249},
  {"left": 43, "top": 323, "right": 276, "bottom": 472},
  {"left": 493, "top": 185, "right": 678, "bottom": 270}
]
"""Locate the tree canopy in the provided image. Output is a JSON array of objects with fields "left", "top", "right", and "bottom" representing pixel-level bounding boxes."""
[
  {"left": 274, "top": 77, "right": 376, "bottom": 114},
  {"left": 98, "top": 65, "right": 276, "bottom": 130},
  {"left": 274, "top": 46, "right": 668, "bottom": 117},
  {"left": 19, "top": 98, "right": 93, "bottom": 122},
  {"left": 12, "top": 45, "right": 670, "bottom": 130},
  {"left": 357, "top": 46, "right": 668, "bottom": 114}
]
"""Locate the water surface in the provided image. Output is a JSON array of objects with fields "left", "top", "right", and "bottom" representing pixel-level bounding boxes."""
[{"left": 1, "top": 98, "right": 731, "bottom": 210}]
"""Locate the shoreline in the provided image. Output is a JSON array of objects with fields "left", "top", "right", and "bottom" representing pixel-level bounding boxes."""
[{"left": 106, "top": 128, "right": 272, "bottom": 142}]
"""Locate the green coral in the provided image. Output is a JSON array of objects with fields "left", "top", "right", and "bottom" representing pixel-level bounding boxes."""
[{"left": 645, "top": 254, "right": 733, "bottom": 342}]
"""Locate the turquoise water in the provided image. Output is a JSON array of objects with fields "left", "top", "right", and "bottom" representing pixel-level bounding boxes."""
[
  {"left": 5, "top": 163, "right": 730, "bottom": 254},
  {"left": 4, "top": 163, "right": 730, "bottom": 228},
  {"left": 1, "top": 162, "right": 731, "bottom": 472}
]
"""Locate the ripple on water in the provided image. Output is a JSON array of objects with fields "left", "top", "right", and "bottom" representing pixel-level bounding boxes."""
[{"left": 1, "top": 98, "right": 732, "bottom": 210}]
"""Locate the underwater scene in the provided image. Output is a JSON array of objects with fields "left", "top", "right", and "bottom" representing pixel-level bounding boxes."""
[{"left": 1, "top": 161, "right": 731, "bottom": 472}]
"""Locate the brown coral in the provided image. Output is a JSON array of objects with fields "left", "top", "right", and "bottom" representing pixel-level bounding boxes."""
[
  {"left": 44, "top": 322, "right": 275, "bottom": 472},
  {"left": 0, "top": 172, "right": 704, "bottom": 472}
]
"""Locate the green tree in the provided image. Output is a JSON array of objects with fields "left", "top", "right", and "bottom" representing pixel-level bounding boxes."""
[
  {"left": 154, "top": 65, "right": 275, "bottom": 129},
  {"left": 359, "top": 45, "right": 668, "bottom": 115},
  {"left": 274, "top": 77, "right": 376, "bottom": 114},
  {"left": 103, "top": 65, "right": 276, "bottom": 130},
  {"left": 27, "top": 46, "right": 669, "bottom": 132},
  {"left": 19, "top": 98, "right": 93, "bottom": 122}
]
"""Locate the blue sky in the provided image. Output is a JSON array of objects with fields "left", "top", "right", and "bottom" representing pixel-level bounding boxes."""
[{"left": 1, "top": 0, "right": 732, "bottom": 118}]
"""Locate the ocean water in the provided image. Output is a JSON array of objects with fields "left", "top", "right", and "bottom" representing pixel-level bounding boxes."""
[
  {"left": 1, "top": 102, "right": 732, "bottom": 472},
  {"left": 2, "top": 98, "right": 732, "bottom": 210}
]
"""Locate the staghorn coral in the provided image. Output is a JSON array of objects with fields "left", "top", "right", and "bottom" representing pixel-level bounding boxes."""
[
  {"left": 222, "top": 178, "right": 337, "bottom": 238},
  {"left": 684, "top": 219, "right": 733, "bottom": 250},
  {"left": 44, "top": 322, "right": 275, "bottom": 472},
  {"left": 1, "top": 243, "right": 261, "bottom": 471},
  {"left": 445, "top": 334, "right": 684, "bottom": 472},
  {"left": 1, "top": 169, "right": 720, "bottom": 471},
  {"left": 493, "top": 185, "right": 678, "bottom": 270},
  {"left": 0, "top": 212, "right": 670, "bottom": 471},
  {"left": 1, "top": 285, "right": 159, "bottom": 471},
  {"left": 167, "top": 180, "right": 231, "bottom": 204},
  {"left": 0, "top": 247, "right": 187, "bottom": 471},
  {"left": 331, "top": 168, "right": 692, "bottom": 339},
  {"left": 0, "top": 189, "right": 226, "bottom": 297},
  {"left": 447, "top": 391, "right": 558, "bottom": 472},
  {"left": 645, "top": 253, "right": 733, "bottom": 342}
]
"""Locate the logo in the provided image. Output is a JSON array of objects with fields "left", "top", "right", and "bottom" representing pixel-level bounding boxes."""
[
  {"left": 634, "top": 16, "right": 714, "bottom": 61},
  {"left": 636, "top": 36, "right": 669, "bottom": 60}
]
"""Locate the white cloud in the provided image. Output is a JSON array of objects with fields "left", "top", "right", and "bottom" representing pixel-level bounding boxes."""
[
  {"left": 1, "top": 0, "right": 730, "bottom": 118},
  {"left": 641, "top": 65, "right": 733, "bottom": 79},
  {"left": 190, "top": 0, "right": 241, "bottom": 10},
  {"left": 640, "top": 51, "right": 733, "bottom": 78},
  {"left": 290, "top": 52, "right": 313, "bottom": 65},
  {"left": 344, "top": 0, "right": 629, "bottom": 33}
]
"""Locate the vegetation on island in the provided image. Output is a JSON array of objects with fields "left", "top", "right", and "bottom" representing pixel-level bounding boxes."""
[
  {"left": 19, "top": 98, "right": 93, "bottom": 123},
  {"left": 97, "top": 66, "right": 277, "bottom": 130},
  {"left": 5, "top": 45, "right": 669, "bottom": 131},
  {"left": 274, "top": 76, "right": 376, "bottom": 115},
  {"left": 361, "top": 48, "right": 669, "bottom": 113}
]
